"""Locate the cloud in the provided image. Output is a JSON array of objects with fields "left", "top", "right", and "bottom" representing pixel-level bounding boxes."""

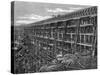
[
  {"left": 46, "top": 7, "right": 82, "bottom": 13},
  {"left": 15, "top": 20, "right": 34, "bottom": 24},
  {"left": 15, "top": 14, "right": 52, "bottom": 25},
  {"left": 70, "top": 7, "right": 82, "bottom": 10},
  {"left": 47, "top": 8, "right": 70, "bottom": 13},
  {"left": 17, "top": 14, "right": 52, "bottom": 20},
  {"left": 17, "top": 14, "right": 51, "bottom": 20}
]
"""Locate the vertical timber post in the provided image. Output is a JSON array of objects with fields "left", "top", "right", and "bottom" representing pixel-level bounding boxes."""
[{"left": 74, "top": 18, "right": 80, "bottom": 53}]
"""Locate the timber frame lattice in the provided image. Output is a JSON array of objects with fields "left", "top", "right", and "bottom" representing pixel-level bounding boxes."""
[{"left": 23, "top": 6, "right": 97, "bottom": 70}]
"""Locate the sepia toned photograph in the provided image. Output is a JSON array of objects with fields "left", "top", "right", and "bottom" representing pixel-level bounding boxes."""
[{"left": 11, "top": 1, "right": 97, "bottom": 74}]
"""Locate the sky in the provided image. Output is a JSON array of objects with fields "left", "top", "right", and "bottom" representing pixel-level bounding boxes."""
[{"left": 14, "top": 1, "right": 91, "bottom": 26}]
